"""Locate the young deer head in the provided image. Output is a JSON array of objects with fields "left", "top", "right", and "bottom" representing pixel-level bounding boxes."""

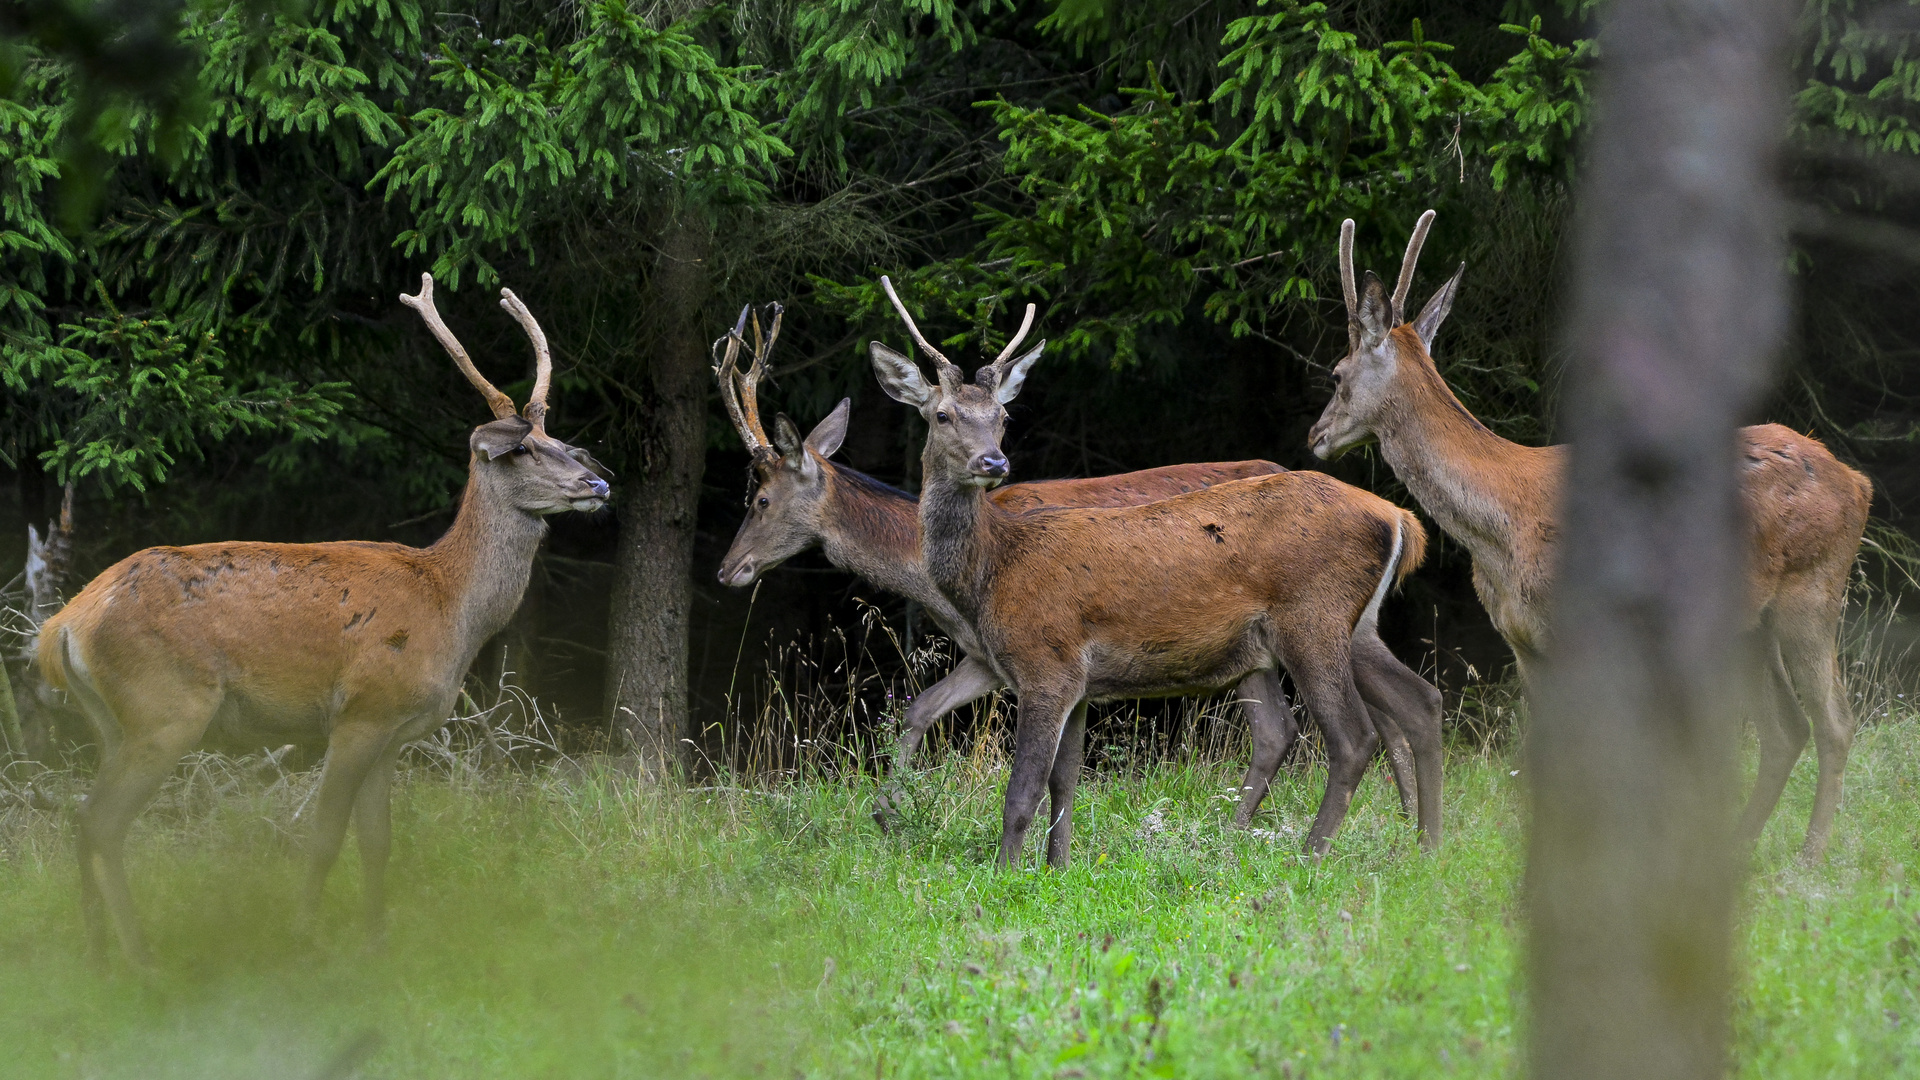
[
  {"left": 401, "top": 273, "right": 610, "bottom": 515},
  {"left": 712, "top": 303, "right": 854, "bottom": 586},
  {"left": 1308, "top": 211, "right": 1465, "bottom": 461},
  {"left": 868, "top": 277, "right": 1044, "bottom": 487}
]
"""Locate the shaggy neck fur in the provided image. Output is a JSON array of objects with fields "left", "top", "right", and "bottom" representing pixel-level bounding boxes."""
[
  {"left": 425, "top": 458, "right": 550, "bottom": 656},
  {"left": 916, "top": 454, "right": 996, "bottom": 627}
]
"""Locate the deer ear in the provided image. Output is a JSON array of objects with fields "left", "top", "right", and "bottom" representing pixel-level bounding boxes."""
[
  {"left": 1355, "top": 272, "right": 1394, "bottom": 347},
  {"left": 805, "top": 399, "right": 850, "bottom": 459},
  {"left": 772, "top": 414, "right": 805, "bottom": 459},
  {"left": 1413, "top": 263, "right": 1465, "bottom": 350},
  {"left": 870, "top": 342, "right": 934, "bottom": 407},
  {"left": 994, "top": 341, "right": 1044, "bottom": 405},
  {"left": 472, "top": 416, "right": 534, "bottom": 460}
]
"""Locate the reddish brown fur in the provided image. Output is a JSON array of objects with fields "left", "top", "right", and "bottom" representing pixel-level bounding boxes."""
[
  {"left": 43, "top": 280, "right": 608, "bottom": 967},
  {"left": 869, "top": 334, "right": 1444, "bottom": 866},
  {"left": 974, "top": 473, "right": 1425, "bottom": 699},
  {"left": 991, "top": 461, "right": 1285, "bottom": 514},
  {"left": 1312, "top": 265, "right": 1872, "bottom": 862}
]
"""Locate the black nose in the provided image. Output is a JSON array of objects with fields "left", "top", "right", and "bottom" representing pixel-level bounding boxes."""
[
  {"left": 971, "top": 452, "right": 1008, "bottom": 478},
  {"left": 588, "top": 477, "right": 610, "bottom": 497}
]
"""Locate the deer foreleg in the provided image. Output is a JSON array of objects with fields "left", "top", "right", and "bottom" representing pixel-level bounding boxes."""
[
  {"left": 301, "top": 721, "right": 400, "bottom": 930},
  {"left": 998, "top": 685, "right": 1082, "bottom": 869},
  {"left": 874, "top": 656, "right": 1002, "bottom": 830},
  {"left": 1044, "top": 702, "right": 1090, "bottom": 868},
  {"left": 351, "top": 737, "right": 406, "bottom": 947}
]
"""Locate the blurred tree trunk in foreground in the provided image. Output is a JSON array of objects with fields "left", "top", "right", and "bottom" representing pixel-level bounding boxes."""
[
  {"left": 1528, "top": 0, "right": 1796, "bottom": 1075},
  {"left": 605, "top": 216, "right": 715, "bottom": 776}
]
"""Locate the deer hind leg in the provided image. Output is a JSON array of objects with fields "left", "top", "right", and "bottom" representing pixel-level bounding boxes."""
[
  {"left": 875, "top": 656, "right": 1002, "bottom": 831},
  {"left": 351, "top": 736, "right": 407, "bottom": 948},
  {"left": 1231, "top": 669, "right": 1297, "bottom": 827},
  {"left": 1353, "top": 633, "right": 1446, "bottom": 851},
  {"left": 1288, "top": 642, "right": 1377, "bottom": 856},
  {"left": 1044, "top": 702, "right": 1090, "bottom": 868},
  {"left": 1362, "top": 701, "right": 1419, "bottom": 821},
  {"left": 68, "top": 664, "right": 215, "bottom": 969},
  {"left": 997, "top": 681, "right": 1083, "bottom": 869},
  {"left": 1734, "top": 635, "right": 1807, "bottom": 851},
  {"left": 300, "top": 720, "right": 402, "bottom": 929},
  {"left": 1777, "top": 615, "right": 1853, "bottom": 864}
]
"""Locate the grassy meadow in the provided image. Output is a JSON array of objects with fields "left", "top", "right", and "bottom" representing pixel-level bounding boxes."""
[{"left": 3, "top": 684, "right": 1920, "bottom": 1079}]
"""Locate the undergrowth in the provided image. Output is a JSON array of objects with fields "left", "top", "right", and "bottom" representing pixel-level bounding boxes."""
[{"left": 0, "top": 595, "right": 1916, "bottom": 1077}]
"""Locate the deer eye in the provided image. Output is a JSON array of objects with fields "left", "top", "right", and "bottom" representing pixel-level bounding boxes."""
[
  {"left": 935, "top": 410, "right": 950, "bottom": 424},
  {"left": 510, "top": 444, "right": 531, "bottom": 456},
  {"left": 757, "top": 496, "right": 770, "bottom": 509}
]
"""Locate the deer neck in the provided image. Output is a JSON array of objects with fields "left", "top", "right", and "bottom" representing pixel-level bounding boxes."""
[
  {"left": 816, "top": 462, "right": 982, "bottom": 654},
  {"left": 1372, "top": 353, "right": 1555, "bottom": 566},
  {"left": 917, "top": 464, "right": 995, "bottom": 626},
  {"left": 426, "top": 462, "right": 550, "bottom": 654}
]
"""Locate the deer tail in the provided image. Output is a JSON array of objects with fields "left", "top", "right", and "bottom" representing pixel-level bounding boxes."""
[
  {"left": 35, "top": 619, "right": 71, "bottom": 694},
  {"left": 1394, "top": 508, "right": 1429, "bottom": 587}
]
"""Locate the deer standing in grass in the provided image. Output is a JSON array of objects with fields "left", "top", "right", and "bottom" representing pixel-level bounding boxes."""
[
  {"left": 1308, "top": 211, "right": 1873, "bottom": 862},
  {"left": 868, "top": 281, "right": 1445, "bottom": 865},
  {"left": 708, "top": 304, "right": 1340, "bottom": 830},
  {"left": 38, "top": 274, "right": 609, "bottom": 966}
]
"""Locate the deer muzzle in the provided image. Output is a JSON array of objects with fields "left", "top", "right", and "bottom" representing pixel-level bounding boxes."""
[{"left": 969, "top": 451, "right": 1009, "bottom": 481}]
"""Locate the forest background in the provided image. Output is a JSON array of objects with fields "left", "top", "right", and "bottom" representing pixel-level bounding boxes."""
[{"left": 3, "top": 0, "right": 1918, "bottom": 768}]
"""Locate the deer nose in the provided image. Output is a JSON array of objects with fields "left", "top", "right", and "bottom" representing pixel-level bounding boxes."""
[
  {"left": 587, "top": 476, "right": 611, "bottom": 497},
  {"left": 718, "top": 559, "right": 754, "bottom": 586},
  {"left": 970, "top": 451, "right": 1008, "bottom": 478}
]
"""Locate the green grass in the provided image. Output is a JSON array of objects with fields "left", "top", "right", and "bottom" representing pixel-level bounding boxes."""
[{"left": 4, "top": 708, "right": 1920, "bottom": 1078}]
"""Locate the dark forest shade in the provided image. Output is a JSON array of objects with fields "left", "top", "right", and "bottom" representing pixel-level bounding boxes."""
[{"left": 1, "top": 0, "right": 1916, "bottom": 756}]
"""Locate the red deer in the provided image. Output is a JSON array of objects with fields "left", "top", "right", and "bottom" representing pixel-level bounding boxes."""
[
  {"left": 868, "top": 281, "right": 1444, "bottom": 865},
  {"left": 1308, "top": 210, "right": 1873, "bottom": 862},
  {"left": 707, "top": 304, "right": 1337, "bottom": 831},
  {"left": 38, "top": 274, "right": 609, "bottom": 966}
]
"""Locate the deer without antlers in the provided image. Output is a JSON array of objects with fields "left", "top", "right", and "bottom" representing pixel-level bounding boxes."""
[
  {"left": 37, "top": 274, "right": 609, "bottom": 967},
  {"left": 1309, "top": 210, "right": 1874, "bottom": 862},
  {"left": 868, "top": 280, "right": 1445, "bottom": 864},
  {"left": 709, "top": 303, "right": 1344, "bottom": 830}
]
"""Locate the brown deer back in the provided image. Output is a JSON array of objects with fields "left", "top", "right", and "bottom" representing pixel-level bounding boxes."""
[
  {"left": 39, "top": 540, "right": 468, "bottom": 737},
  {"left": 977, "top": 471, "right": 1424, "bottom": 698}
]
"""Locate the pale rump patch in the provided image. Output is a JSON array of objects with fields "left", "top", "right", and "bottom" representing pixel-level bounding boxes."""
[{"left": 1357, "top": 516, "right": 1405, "bottom": 634}]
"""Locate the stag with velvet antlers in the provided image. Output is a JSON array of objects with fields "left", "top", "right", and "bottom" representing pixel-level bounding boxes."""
[
  {"left": 706, "top": 303, "right": 1358, "bottom": 831},
  {"left": 868, "top": 280, "right": 1445, "bottom": 865},
  {"left": 38, "top": 274, "right": 609, "bottom": 967},
  {"left": 1308, "top": 210, "right": 1873, "bottom": 863}
]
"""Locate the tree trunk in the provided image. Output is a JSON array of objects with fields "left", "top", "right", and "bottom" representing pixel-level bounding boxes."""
[
  {"left": 604, "top": 215, "right": 714, "bottom": 776},
  {"left": 1527, "top": 0, "right": 1794, "bottom": 1077}
]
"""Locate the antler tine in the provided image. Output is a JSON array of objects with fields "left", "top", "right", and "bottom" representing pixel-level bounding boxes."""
[
  {"left": 1391, "top": 209, "right": 1437, "bottom": 325},
  {"left": 734, "top": 303, "right": 782, "bottom": 452},
  {"left": 878, "top": 275, "right": 961, "bottom": 389},
  {"left": 1339, "top": 219, "right": 1359, "bottom": 354},
  {"left": 991, "top": 303, "right": 1038, "bottom": 367},
  {"left": 712, "top": 305, "right": 769, "bottom": 457},
  {"left": 400, "top": 273, "right": 518, "bottom": 421},
  {"left": 498, "top": 287, "right": 552, "bottom": 433}
]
